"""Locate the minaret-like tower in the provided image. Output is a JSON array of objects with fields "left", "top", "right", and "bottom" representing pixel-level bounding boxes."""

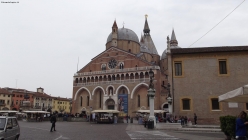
[
  {"left": 141, "top": 15, "right": 158, "bottom": 55},
  {"left": 170, "top": 29, "right": 178, "bottom": 46},
  {"left": 143, "top": 14, "right": 150, "bottom": 35},
  {"left": 111, "top": 20, "right": 118, "bottom": 47}
]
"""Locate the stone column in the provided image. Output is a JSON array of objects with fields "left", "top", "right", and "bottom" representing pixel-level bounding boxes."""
[{"left": 148, "top": 88, "right": 156, "bottom": 127}]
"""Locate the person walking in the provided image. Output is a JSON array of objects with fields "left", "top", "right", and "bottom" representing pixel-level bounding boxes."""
[
  {"left": 194, "top": 113, "right": 197, "bottom": 126},
  {"left": 50, "top": 114, "right": 57, "bottom": 132},
  {"left": 236, "top": 111, "right": 248, "bottom": 140}
]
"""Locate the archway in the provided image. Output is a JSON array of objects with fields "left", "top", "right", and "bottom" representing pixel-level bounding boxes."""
[
  {"left": 116, "top": 85, "right": 130, "bottom": 113},
  {"left": 74, "top": 87, "right": 91, "bottom": 114},
  {"left": 92, "top": 86, "right": 105, "bottom": 110},
  {"left": 105, "top": 98, "right": 115, "bottom": 110}
]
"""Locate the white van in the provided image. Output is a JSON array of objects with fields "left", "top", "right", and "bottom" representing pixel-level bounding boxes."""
[{"left": 0, "top": 116, "right": 20, "bottom": 140}]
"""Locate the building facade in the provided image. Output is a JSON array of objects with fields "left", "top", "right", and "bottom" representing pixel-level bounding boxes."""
[
  {"left": 71, "top": 16, "right": 248, "bottom": 124},
  {"left": 4, "top": 88, "right": 35, "bottom": 111},
  {"left": 72, "top": 17, "right": 168, "bottom": 117},
  {"left": 53, "top": 97, "right": 71, "bottom": 113},
  {"left": 166, "top": 46, "right": 248, "bottom": 124},
  {"left": 33, "top": 87, "right": 53, "bottom": 111},
  {"left": 0, "top": 88, "right": 12, "bottom": 110}
]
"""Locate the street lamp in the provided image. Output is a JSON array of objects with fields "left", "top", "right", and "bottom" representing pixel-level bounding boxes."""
[
  {"left": 166, "top": 83, "right": 173, "bottom": 113},
  {"left": 147, "top": 69, "right": 156, "bottom": 128}
]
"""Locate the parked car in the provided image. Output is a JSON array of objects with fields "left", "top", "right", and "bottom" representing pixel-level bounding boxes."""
[{"left": 0, "top": 116, "right": 20, "bottom": 140}]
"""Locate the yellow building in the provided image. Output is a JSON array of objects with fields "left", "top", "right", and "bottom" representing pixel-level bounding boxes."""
[
  {"left": 0, "top": 88, "right": 12, "bottom": 110},
  {"left": 53, "top": 97, "right": 71, "bottom": 113}
]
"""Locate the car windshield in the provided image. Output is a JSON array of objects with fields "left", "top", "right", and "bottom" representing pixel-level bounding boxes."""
[{"left": 0, "top": 118, "right": 6, "bottom": 130}]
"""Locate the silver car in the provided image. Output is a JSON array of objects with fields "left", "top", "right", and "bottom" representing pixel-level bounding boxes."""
[{"left": 0, "top": 116, "right": 20, "bottom": 140}]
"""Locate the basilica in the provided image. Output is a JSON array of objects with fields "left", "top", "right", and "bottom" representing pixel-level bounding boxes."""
[{"left": 72, "top": 16, "right": 248, "bottom": 124}]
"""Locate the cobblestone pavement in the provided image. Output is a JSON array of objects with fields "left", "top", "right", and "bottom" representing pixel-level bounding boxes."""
[{"left": 18, "top": 121, "right": 226, "bottom": 140}]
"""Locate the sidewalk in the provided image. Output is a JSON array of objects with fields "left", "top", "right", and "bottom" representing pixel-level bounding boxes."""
[{"left": 126, "top": 120, "right": 221, "bottom": 132}]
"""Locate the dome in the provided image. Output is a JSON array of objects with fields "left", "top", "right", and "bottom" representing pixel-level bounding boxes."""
[
  {"left": 106, "top": 28, "right": 139, "bottom": 43},
  {"left": 161, "top": 49, "right": 167, "bottom": 60}
]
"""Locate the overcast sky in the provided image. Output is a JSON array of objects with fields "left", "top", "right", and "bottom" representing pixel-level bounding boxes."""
[{"left": 0, "top": 0, "right": 247, "bottom": 98}]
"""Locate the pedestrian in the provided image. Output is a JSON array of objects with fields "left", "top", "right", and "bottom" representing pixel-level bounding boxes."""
[
  {"left": 126, "top": 115, "right": 129, "bottom": 123},
  {"left": 194, "top": 113, "right": 197, "bottom": 126},
  {"left": 184, "top": 116, "right": 188, "bottom": 126},
  {"left": 50, "top": 114, "right": 57, "bottom": 132},
  {"left": 181, "top": 116, "right": 184, "bottom": 126},
  {"left": 144, "top": 116, "right": 148, "bottom": 127},
  {"left": 236, "top": 111, "right": 248, "bottom": 140}
]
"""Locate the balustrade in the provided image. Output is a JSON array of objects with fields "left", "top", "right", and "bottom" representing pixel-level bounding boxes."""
[
  {"left": 74, "top": 66, "right": 160, "bottom": 76},
  {"left": 74, "top": 78, "right": 156, "bottom": 87}
]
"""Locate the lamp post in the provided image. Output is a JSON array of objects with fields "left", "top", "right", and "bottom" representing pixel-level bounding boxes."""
[
  {"left": 166, "top": 83, "right": 173, "bottom": 113},
  {"left": 147, "top": 69, "right": 156, "bottom": 127}
]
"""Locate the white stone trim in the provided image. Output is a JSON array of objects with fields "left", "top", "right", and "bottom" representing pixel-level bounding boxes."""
[
  {"left": 106, "top": 85, "right": 115, "bottom": 95},
  {"left": 161, "top": 102, "right": 169, "bottom": 109},
  {"left": 92, "top": 86, "right": 106, "bottom": 96},
  {"left": 115, "top": 84, "right": 130, "bottom": 95},
  {"left": 131, "top": 83, "right": 149, "bottom": 99},
  {"left": 74, "top": 87, "right": 91, "bottom": 100}
]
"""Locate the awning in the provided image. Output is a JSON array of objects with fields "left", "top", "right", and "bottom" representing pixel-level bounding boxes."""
[
  {"left": 0, "top": 110, "right": 18, "bottom": 113},
  {"left": 91, "top": 110, "right": 120, "bottom": 113},
  {"left": 22, "top": 111, "right": 50, "bottom": 114},
  {"left": 218, "top": 84, "right": 248, "bottom": 103},
  {"left": 136, "top": 110, "right": 167, "bottom": 114}
]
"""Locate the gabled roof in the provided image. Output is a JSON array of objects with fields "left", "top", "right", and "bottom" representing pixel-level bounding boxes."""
[
  {"left": 53, "top": 97, "right": 70, "bottom": 101},
  {"left": 32, "top": 92, "right": 52, "bottom": 98},
  {"left": 77, "top": 46, "right": 155, "bottom": 73},
  {"left": 171, "top": 46, "right": 248, "bottom": 54}
]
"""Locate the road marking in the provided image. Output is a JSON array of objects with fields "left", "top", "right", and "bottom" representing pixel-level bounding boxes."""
[
  {"left": 22, "top": 126, "right": 64, "bottom": 140},
  {"left": 127, "top": 131, "right": 181, "bottom": 140}
]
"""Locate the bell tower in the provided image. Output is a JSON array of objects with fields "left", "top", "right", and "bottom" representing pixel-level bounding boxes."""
[{"left": 111, "top": 20, "right": 118, "bottom": 47}]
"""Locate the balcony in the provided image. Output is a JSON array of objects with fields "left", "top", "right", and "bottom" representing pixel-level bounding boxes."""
[
  {"left": 74, "top": 78, "right": 154, "bottom": 87},
  {"left": 0, "top": 103, "right": 6, "bottom": 106},
  {"left": 74, "top": 66, "right": 160, "bottom": 76}
]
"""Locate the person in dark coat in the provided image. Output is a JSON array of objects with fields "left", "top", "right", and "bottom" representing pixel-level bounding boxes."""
[
  {"left": 236, "top": 111, "right": 248, "bottom": 140},
  {"left": 50, "top": 114, "right": 57, "bottom": 132},
  {"left": 194, "top": 113, "right": 197, "bottom": 126}
]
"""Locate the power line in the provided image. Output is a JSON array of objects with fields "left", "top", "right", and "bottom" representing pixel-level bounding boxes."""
[{"left": 188, "top": 0, "right": 245, "bottom": 47}]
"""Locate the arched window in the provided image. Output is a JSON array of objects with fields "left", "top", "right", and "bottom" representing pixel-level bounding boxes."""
[
  {"left": 120, "top": 63, "right": 124, "bottom": 69},
  {"left": 147, "top": 96, "right": 150, "bottom": 107},
  {"left": 99, "top": 91, "right": 102, "bottom": 108},
  {"left": 80, "top": 96, "right": 82, "bottom": 107},
  {"left": 101, "top": 64, "right": 106, "bottom": 71},
  {"left": 138, "top": 95, "right": 140, "bottom": 107},
  {"left": 87, "top": 96, "right": 89, "bottom": 106}
]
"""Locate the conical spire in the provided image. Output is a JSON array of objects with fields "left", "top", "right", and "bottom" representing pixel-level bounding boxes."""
[
  {"left": 171, "top": 29, "right": 177, "bottom": 41},
  {"left": 140, "top": 33, "right": 144, "bottom": 43},
  {"left": 170, "top": 29, "right": 178, "bottom": 46},
  {"left": 140, "top": 15, "right": 158, "bottom": 55},
  {"left": 112, "top": 20, "right": 118, "bottom": 28},
  {"left": 143, "top": 14, "right": 150, "bottom": 35}
]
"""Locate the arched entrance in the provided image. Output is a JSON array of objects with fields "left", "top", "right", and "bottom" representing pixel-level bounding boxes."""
[{"left": 105, "top": 98, "right": 115, "bottom": 110}]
